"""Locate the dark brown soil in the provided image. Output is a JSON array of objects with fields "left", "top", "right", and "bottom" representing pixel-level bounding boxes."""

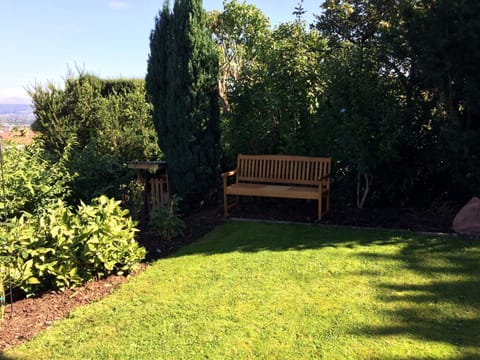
[
  {"left": 0, "top": 272, "right": 137, "bottom": 352},
  {"left": 0, "top": 199, "right": 462, "bottom": 352},
  {"left": 227, "top": 198, "right": 461, "bottom": 233}
]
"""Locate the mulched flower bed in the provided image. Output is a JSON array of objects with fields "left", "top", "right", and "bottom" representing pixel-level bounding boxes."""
[
  {"left": 0, "top": 272, "right": 137, "bottom": 351},
  {"left": 226, "top": 197, "right": 461, "bottom": 233},
  {"left": 0, "top": 199, "right": 463, "bottom": 352}
]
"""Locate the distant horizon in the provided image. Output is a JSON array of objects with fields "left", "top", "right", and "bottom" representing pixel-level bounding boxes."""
[
  {"left": 0, "top": 103, "right": 32, "bottom": 110},
  {"left": 0, "top": 103, "right": 35, "bottom": 129},
  {"left": 0, "top": 97, "right": 32, "bottom": 105}
]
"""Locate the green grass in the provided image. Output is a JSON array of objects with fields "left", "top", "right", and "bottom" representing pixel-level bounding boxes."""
[{"left": 3, "top": 221, "right": 480, "bottom": 359}]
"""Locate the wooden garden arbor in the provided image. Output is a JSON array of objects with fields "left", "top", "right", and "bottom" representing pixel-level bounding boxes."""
[{"left": 127, "top": 161, "right": 170, "bottom": 211}]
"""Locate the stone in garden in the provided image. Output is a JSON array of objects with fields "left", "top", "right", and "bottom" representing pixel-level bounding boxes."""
[{"left": 452, "top": 197, "right": 480, "bottom": 233}]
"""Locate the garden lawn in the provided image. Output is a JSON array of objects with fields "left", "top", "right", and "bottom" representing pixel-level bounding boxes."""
[{"left": 3, "top": 221, "right": 480, "bottom": 359}]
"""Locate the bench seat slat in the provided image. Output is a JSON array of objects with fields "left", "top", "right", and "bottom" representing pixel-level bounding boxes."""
[{"left": 226, "top": 183, "right": 323, "bottom": 200}]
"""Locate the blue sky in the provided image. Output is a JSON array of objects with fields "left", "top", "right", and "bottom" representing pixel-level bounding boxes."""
[{"left": 0, "top": 0, "right": 321, "bottom": 103}]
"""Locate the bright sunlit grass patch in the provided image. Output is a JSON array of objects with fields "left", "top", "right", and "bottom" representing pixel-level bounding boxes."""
[{"left": 4, "top": 221, "right": 480, "bottom": 359}]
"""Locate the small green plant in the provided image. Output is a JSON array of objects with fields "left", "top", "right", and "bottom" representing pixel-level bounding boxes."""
[
  {"left": 149, "top": 195, "right": 185, "bottom": 241},
  {"left": 119, "top": 178, "right": 144, "bottom": 221}
]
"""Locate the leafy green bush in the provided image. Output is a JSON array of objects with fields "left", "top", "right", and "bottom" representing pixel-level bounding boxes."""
[
  {"left": 0, "top": 216, "right": 39, "bottom": 293},
  {"left": 76, "top": 196, "right": 145, "bottom": 278},
  {"left": 0, "top": 196, "right": 145, "bottom": 297},
  {"left": 0, "top": 141, "right": 74, "bottom": 218},
  {"left": 29, "top": 73, "right": 161, "bottom": 205},
  {"left": 67, "top": 140, "right": 132, "bottom": 202},
  {"left": 30, "top": 74, "right": 160, "bottom": 160},
  {"left": 149, "top": 196, "right": 185, "bottom": 242}
]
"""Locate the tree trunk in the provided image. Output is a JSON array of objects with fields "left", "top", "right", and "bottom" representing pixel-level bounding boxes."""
[{"left": 356, "top": 172, "right": 372, "bottom": 209}]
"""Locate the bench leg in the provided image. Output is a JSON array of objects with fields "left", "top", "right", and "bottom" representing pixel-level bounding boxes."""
[
  {"left": 326, "top": 191, "right": 330, "bottom": 213},
  {"left": 223, "top": 194, "right": 241, "bottom": 217},
  {"left": 224, "top": 192, "right": 229, "bottom": 217},
  {"left": 318, "top": 196, "right": 323, "bottom": 222}
]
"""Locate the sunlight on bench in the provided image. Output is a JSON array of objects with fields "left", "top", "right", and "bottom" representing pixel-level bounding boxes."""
[{"left": 222, "top": 154, "right": 331, "bottom": 221}]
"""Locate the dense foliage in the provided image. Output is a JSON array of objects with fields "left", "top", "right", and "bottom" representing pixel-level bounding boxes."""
[
  {"left": 314, "top": 0, "right": 480, "bottom": 206},
  {"left": 0, "top": 197, "right": 144, "bottom": 297},
  {"left": 212, "top": 0, "right": 480, "bottom": 207},
  {"left": 0, "top": 142, "right": 74, "bottom": 218},
  {"left": 207, "top": 0, "right": 271, "bottom": 114},
  {"left": 29, "top": 74, "right": 160, "bottom": 203},
  {"left": 146, "top": 0, "right": 221, "bottom": 208},
  {"left": 0, "top": 145, "right": 145, "bottom": 298},
  {"left": 227, "top": 21, "right": 327, "bottom": 160}
]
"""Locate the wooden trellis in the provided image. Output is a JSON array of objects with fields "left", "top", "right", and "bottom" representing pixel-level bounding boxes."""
[{"left": 127, "top": 161, "right": 170, "bottom": 212}]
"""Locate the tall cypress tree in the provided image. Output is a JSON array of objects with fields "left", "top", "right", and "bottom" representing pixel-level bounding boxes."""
[{"left": 146, "top": 0, "right": 221, "bottom": 207}]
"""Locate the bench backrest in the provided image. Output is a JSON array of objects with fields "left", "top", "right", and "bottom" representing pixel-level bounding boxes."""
[{"left": 236, "top": 154, "right": 331, "bottom": 186}]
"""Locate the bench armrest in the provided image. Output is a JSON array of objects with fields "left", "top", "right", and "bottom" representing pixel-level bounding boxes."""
[
  {"left": 221, "top": 169, "right": 237, "bottom": 178},
  {"left": 222, "top": 169, "right": 237, "bottom": 191}
]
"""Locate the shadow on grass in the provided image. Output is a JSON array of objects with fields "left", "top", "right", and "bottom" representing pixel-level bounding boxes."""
[
  {"left": 352, "top": 236, "right": 480, "bottom": 357},
  {"left": 173, "top": 220, "right": 417, "bottom": 257},
  {"left": 173, "top": 221, "right": 480, "bottom": 357}
]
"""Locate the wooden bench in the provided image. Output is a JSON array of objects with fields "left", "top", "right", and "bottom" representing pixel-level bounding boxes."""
[{"left": 222, "top": 154, "right": 332, "bottom": 221}]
